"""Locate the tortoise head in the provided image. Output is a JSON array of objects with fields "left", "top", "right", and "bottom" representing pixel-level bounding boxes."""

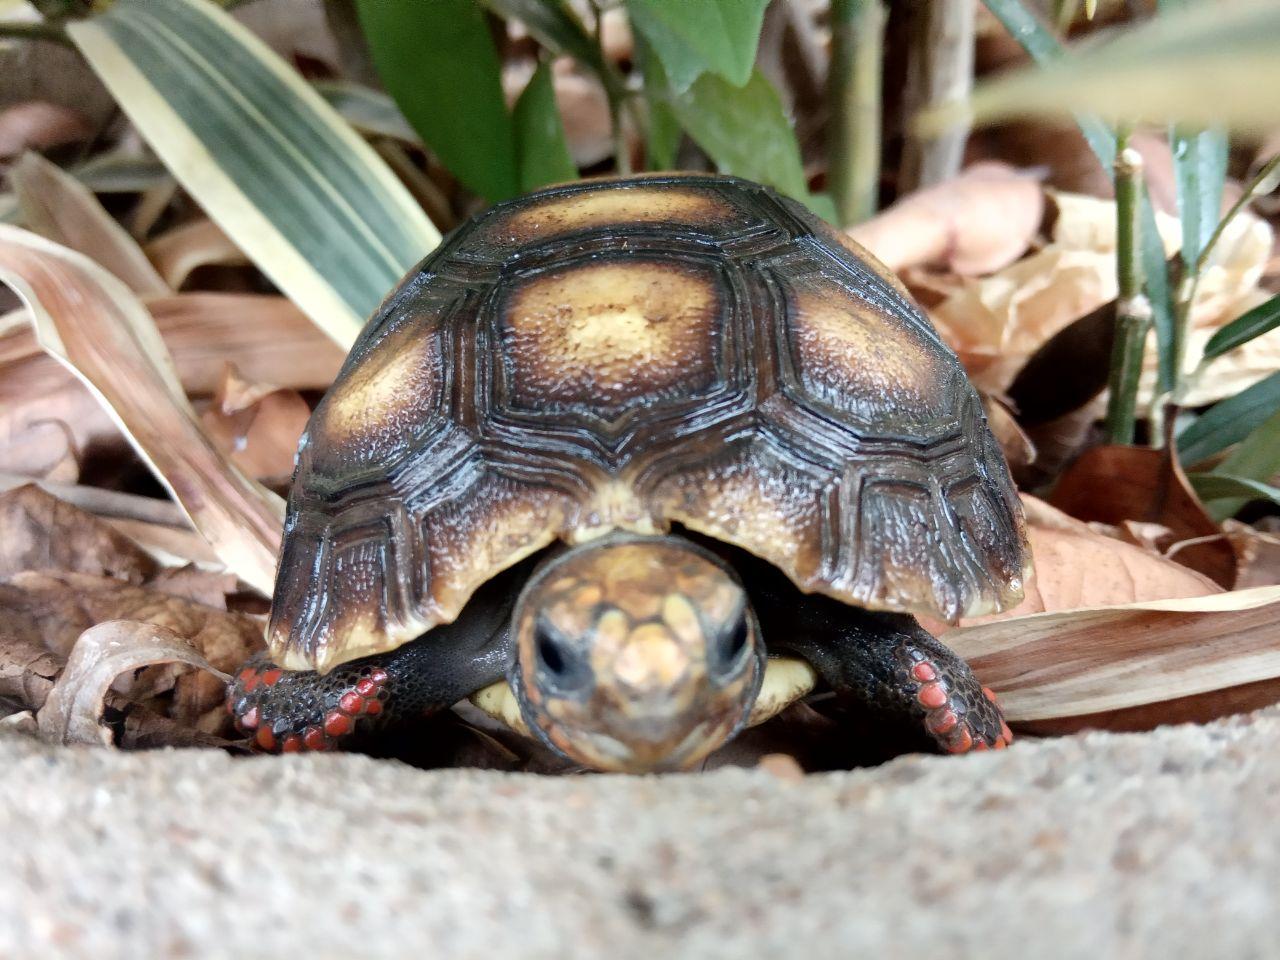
[{"left": 511, "top": 536, "right": 764, "bottom": 773}]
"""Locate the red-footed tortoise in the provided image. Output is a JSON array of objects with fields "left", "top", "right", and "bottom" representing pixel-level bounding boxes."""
[{"left": 227, "top": 174, "right": 1030, "bottom": 771}]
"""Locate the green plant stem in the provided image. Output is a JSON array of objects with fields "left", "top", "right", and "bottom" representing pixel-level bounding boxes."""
[
  {"left": 0, "top": 21, "right": 71, "bottom": 44},
  {"left": 827, "top": 0, "right": 884, "bottom": 226},
  {"left": 1105, "top": 135, "right": 1152, "bottom": 445},
  {"left": 1173, "top": 153, "right": 1280, "bottom": 405}
]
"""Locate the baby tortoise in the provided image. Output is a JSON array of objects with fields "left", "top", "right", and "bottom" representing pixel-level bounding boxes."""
[{"left": 227, "top": 174, "right": 1030, "bottom": 771}]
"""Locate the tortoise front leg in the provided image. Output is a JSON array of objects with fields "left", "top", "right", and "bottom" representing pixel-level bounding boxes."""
[
  {"left": 747, "top": 562, "right": 1011, "bottom": 755},
  {"left": 774, "top": 609, "right": 1011, "bottom": 754},
  {"left": 226, "top": 640, "right": 471, "bottom": 753},
  {"left": 228, "top": 569, "right": 519, "bottom": 754}
]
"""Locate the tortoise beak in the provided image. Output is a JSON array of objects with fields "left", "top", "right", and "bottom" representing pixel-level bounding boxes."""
[{"left": 517, "top": 638, "right": 764, "bottom": 774}]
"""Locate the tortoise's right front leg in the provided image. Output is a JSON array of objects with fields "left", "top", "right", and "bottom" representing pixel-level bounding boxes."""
[{"left": 227, "top": 640, "right": 467, "bottom": 753}]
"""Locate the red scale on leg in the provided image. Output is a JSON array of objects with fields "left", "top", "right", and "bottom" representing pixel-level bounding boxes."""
[
  {"left": 355, "top": 678, "right": 377, "bottom": 697},
  {"left": 338, "top": 692, "right": 363, "bottom": 715},
  {"left": 255, "top": 726, "right": 277, "bottom": 751},
  {"left": 282, "top": 734, "right": 303, "bottom": 753},
  {"left": 303, "top": 726, "right": 328, "bottom": 751},
  {"left": 324, "top": 710, "right": 352, "bottom": 738}
]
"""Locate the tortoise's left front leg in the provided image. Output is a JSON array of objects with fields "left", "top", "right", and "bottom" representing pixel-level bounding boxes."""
[{"left": 750, "top": 565, "right": 1011, "bottom": 754}]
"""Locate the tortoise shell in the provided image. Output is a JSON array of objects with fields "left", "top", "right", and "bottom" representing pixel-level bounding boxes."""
[{"left": 271, "top": 174, "right": 1030, "bottom": 672}]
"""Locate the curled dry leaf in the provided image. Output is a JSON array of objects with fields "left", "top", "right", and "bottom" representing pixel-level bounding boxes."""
[
  {"left": 6, "top": 570, "right": 262, "bottom": 727},
  {"left": 0, "top": 101, "right": 94, "bottom": 159},
  {"left": 0, "top": 483, "right": 156, "bottom": 584},
  {"left": 931, "top": 191, "right": 1277, "bottom": 399},
  {"left": 1224, "top": 519, "right": 1280, "bottom": 590},
  {"left": 1049, "top": 444, "right": 1237, "bottom": 588},
  {"left": 145, "top": 218, "right": 249, "bottom": 290},
  {"left": 35, "top": 619, "right": 230, "bottom": 746},
  {"left": 0, "top": 225, "right": 284, "bottom": 594},
  {"left": 200, "top": 364, "right": 310, "bottom": 481},
  {"left": 10, "top": 152, "right": 170, "bottom": 297},
  {"left": 0, "top": 418, "right": 80, "bottom": 483},
  {"left": 981, "top": 393, "right": 1036, "bottom": 471},
  {"left": 847, "top": 161, "right": 1044, "bottom": 276}
]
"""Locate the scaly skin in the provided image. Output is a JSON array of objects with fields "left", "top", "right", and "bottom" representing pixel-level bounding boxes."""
[{"left": 227, "top": 642, "right": 458, "bottom": 753}]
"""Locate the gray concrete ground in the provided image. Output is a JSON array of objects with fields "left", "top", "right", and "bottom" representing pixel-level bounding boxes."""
[{"left": 1, "top": 707, "right": 1277, "bottom": 959}]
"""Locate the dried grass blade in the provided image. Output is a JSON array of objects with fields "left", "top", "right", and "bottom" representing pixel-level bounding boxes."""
[{"left": 0, "top": 224, "right": 283, "bottom": 593}]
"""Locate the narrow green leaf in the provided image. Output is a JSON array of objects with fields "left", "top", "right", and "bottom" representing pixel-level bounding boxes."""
[
  {"left": 980, "top": 0, "right": 1116, "bottom": 168},
  {"left": 481, "top": 0, "right": 601, "bottom": 72},
  {"left": 625, "top": 0, "right": 770, "bottom": 92},
  {"left": 1206, "top": 407, "right": 1280, "bottom": 520},
  {"left": 663, "top": 67, "right": 808, "bottom": 200},
  {"left": 636, "top": 32, "right": 681, "bottom": 170},
  {"left": 1203, "top": 294, "right": 1280, "bottom": 361},
  {"left": 962, "top": 2, "right": 1280, "bottom": 134},
  {"left": 1189, "top": 472, "right": 1280, "bottom": 510},
  {"left": 512, "top": 61, "right": 577, "bottom": 192},
  {"left": 67, "top": 0, "right": 439, "bottom": 348},
  {"left": 1177, "top": 370, "right": 1280, "bottom": 466},
  {"left": 1172, "top": 126, "right": 1228, "bottom": 269},
  {"left": 357, "top": 0, "right": 517, "bottom": 202},
  {"left": 313, "top": 79, "right": 419, "bottom": 144}
]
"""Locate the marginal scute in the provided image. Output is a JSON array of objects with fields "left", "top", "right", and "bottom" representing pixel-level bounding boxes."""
[{"left": 270, "top": 173, "right": 1030, "bottom": 671}]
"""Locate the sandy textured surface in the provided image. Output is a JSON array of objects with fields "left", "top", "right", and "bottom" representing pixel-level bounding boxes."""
[{"left": 1, "top": 707, "right": 1277, "bottom": 959}]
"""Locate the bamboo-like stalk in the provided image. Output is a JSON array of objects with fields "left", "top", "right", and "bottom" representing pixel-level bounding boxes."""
[
  {"left": 1105, "top": 137, "right": 1152, "bottom": 445},
  {"left": 0, "top": 21, "right": 70, "bottom": 44},
  {"left": 827, "top": 0, "right": 885, "bottom": 226},
  {"left": 899, "top": 0, "right": 974, "bottom": 193}
]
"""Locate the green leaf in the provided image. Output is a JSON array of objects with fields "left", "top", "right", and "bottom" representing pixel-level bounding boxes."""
[
  {"left": 1177, "top": 371, "right": 1280, "bottom": 467},
  {"left": 663, "top": 67, "right": 808, "bottom": 200},
  {"left": 67, "top": 0, "right": 439, "bottom": 348},
  {"left": 481, "top": 0, "right": 600, "bottom": 72},
  {"left": 635, "top": 32, "right": 681, "bottom": 170},
  {"left": 962, "top": 2, "right": 1280, "bottom": 134},
  {"left": 1203, "top": 294, "right": 1280, "bottom": 361},
  {"left": 512, "top": 61, "right": 577, "bottom": 192},
  {"left": 1189, "top": 472, "right": 1280, "bottom": 511},
  {"left": 1205, "top": 407, "right": 1280, "bottom": 520},
  {"left": 625, "top": 0, "right": 770, "bottom": 92},
  {"left": 357, "top": 0, "right": 517, "bottom": 202},
  {"left": 1172, "top": 126, "right": 1228, "bottom": 270},
  {"left": 313, "top": 79, "right": 420, "bottom": 144}
]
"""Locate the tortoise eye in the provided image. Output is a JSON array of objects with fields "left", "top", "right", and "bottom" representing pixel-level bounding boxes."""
[
  {"left": 709, "top": 613, "right": 752, "bottom": 678},
  {"left": 533, "top": 620, "right": 592, "bottom": 694}
]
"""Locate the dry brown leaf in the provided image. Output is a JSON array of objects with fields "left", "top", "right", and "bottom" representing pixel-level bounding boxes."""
[
  {"left": 0, "top": 225, "right": 283, "bottom": 594},
  {"left": 200, "top": 364, "right": 310, "bottom": 480},
  {"left": 0, "top": 418, "right": 80, "bottom": 483},
  {"left": 0, "top": 484, "right": 156, "bottom": 584},
  {"left": 35, "top": 619, "right": 229, "bottom": 746},
  {"left": 7, "top": 571, "right": 262, "bottom": 668},
  {"left": 146, "top": 564, "right": 238, "bottom": 609},
  {"left": 1050, "top": 444, "right": 1237, "bottom": 588},
  {"left": 0, "top": 101, "right": 93, "bottom": 159},
  {"left": 848, "top": 161, "right": 1044, "bottom": 276},
  {"left": 104, "top": 518, "right": 222, "bottom": 568},
  {"left": 930, "top": 191, "right": 1276, "bottom": 398},
  {"left": 10, "top": 152, "right": 170, "bottom": 297},
  {"left": 0, "top": 294, "right": 343, "bottom": 462},
  {"left": 145, "top": 218, "right": 249, "bottom": 290},
  {"left": 952, "top": 586, "right": 1280, "bottom": 722},
  {"left": 1224, "top": 520, "right": 1280, "bottom": 590}
]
